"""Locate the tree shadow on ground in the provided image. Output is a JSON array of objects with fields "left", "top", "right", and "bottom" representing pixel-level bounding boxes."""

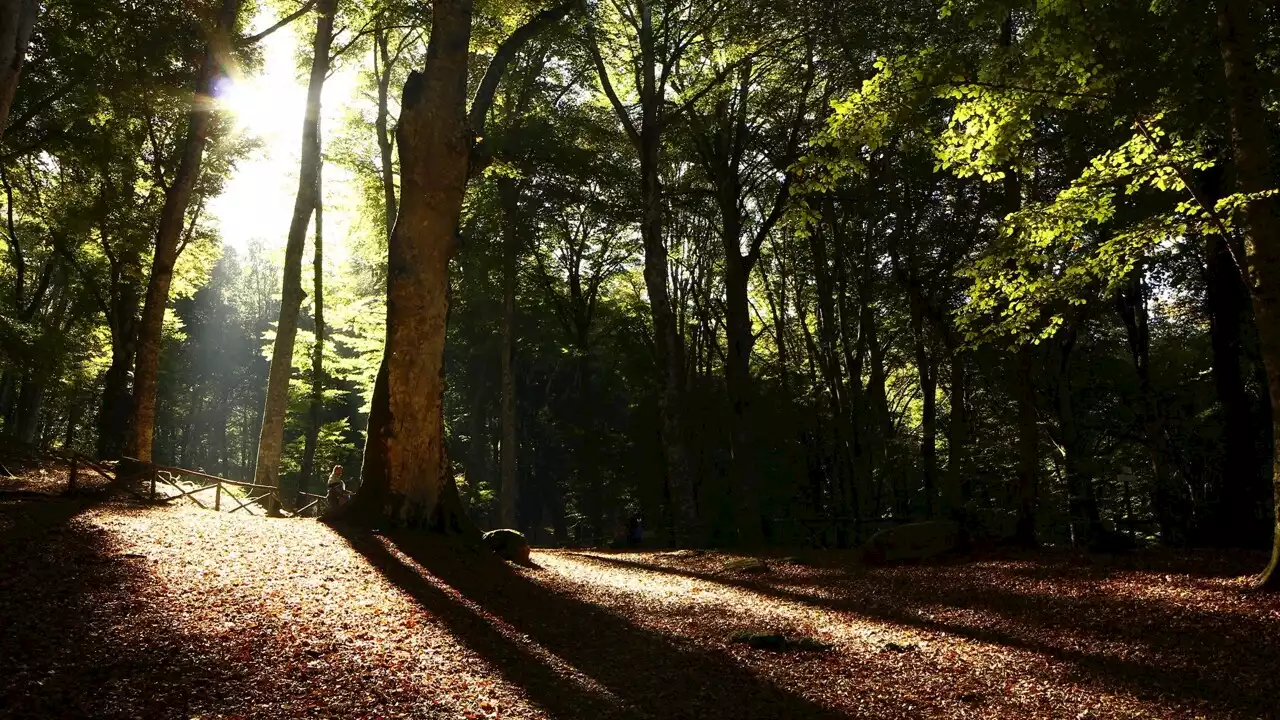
[
  {"left": 0, "top": 489, "right": 232, "bottom": 718},
  {"left": 0, "top": 490, "right": 462, "bottom": 719},
  {"left": 335, "top": 527, "right": 849, "bottom": 720},
  {"left": 571, "top": 552, "right": 1280, "bottom": 717}
]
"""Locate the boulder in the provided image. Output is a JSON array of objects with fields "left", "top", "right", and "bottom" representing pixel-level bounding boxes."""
[
  {"left": 483, "top": 529, "right": 531, "bottom": 564},
  {"left": 860, "top": 521, "right": 961, "bottom": 565}
]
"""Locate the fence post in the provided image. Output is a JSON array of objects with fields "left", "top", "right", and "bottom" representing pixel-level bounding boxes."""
[
  {"left": 215, "top": 482, "right": 222, "bottom": 512},
  {"left": 68, "top": 457, "right": 78, "bottom": 493}
]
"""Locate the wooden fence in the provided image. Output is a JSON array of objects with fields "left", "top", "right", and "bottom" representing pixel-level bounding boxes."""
[{"left": 121, "top": 457, "right": 325, "bottom": 516}]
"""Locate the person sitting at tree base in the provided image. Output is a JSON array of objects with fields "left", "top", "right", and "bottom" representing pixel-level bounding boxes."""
[{"left": 325, "top": 465, "right": 347, "bottom": 511}]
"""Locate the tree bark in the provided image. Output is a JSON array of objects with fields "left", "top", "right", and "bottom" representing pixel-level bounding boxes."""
[
  {"left": 374, "top": 20, "right": 398, "bottom": 237},
  {"left": 299, "top": 158, "right": 325, "bottom": 501},
  {"left": 377, "top": 0, "right": 473, "bottom": 531},
  {"left": 1012, "top": 345, "right": 1039, "bottom": 545},
  {"left": 1116, "top": 269, "right": 1182, "bottom": 543},
  {"left": 588, "top": 1, "right": 698, "bottom": 542},
  {"left": 1056, "top": 326, "right": 1099, "bottom": 547},
  {"left": 1216, "top": 0, "right": 1280, "bottom": 588},
  {"left": 1205, "top": 231, "right": 1261, "bottom": 544},
  {"left": 128, "top": 0, "right": 243, "bottom": 462},
  {"left": 497, "top": 176, "right": 520, "bottom": 529},
  {"left": 945, "top": 350, "right": 969, "bottom": 515},
  {"left": 253, "top": 0, "right": 336, "bottom": 509},
  {"left": 344, "top": 0, "right": 571, "bottom": 532},
  {"left": 0, "top": 0, "right": 36, "bottom": 141}
]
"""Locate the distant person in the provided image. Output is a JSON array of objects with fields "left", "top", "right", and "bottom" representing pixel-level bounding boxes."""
[
  {"left": 628, "top": 515, "right": 643, "bottom": 547},
  {"left": 325, "top": 465, "right": 348, "bottom": 510}
]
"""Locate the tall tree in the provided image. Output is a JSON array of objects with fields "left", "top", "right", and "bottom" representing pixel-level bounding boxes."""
[
  {"left": 1214, "top": 0, "right": 1280, "bottom": 588},
  {"left": 0, "top": 0, "right": 36, "bottom": 141},
  {"left": 343, "top": 0, "right": 573, "bottom": 530},
  {"left": 298, "top": 154, "right": 325, "bottom": 499},
  {"left": 253, "top": 0, "right": 338, "bottom": 505},
  {"left": 128, "top": 0, "right": 244, "bottom": 462}
]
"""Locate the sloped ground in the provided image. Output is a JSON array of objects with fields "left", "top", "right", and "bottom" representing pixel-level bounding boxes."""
[{"left": 1, "top": 472, "right": 1277, "bottom": 719}]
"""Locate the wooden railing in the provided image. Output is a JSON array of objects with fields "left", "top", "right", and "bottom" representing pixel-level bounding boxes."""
[{"left": 121, "top": 457, "right": 325, "bottom": 516}]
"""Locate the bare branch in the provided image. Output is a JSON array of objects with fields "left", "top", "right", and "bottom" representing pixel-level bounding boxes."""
[{"left": 238, "top": 0, "right": 319, "bottom": 47}]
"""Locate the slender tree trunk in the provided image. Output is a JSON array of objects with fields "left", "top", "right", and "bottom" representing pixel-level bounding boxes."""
[
  {"left": 14, "top": 371, "right": 41, "bottom": 445},
  {"left": 1056, "top": 326, "right": 1099, "bottom": 547},
  {"left": 908, "top": 290, "right": 937, "bottom": 517},
  {"left": 374, "top": 21, "right": 398, "bottom": 236},
  {"left": 497, "top": 176, "right": 520, "bottom": 529},
  {"left": 0, "top": 0, "right": 36, "bottom": 141},
  {"left": 253, "top": 0, "right": 337, "bottom": 509},
  {"left": 63, "top": 382, "right": 81, "bottom": 450},
  {"left": 299, "top": 159, "right": 325, "bottom": 500},
  {"left": 1205, "top": 231, "right": 1261, "bottom": 544},
  {"left": 1116, "top": 270, "right": 1181, "bottom": 543},
  {"left": 1012, "top": 345, "right": 1039, "bottom": 545},
  {"left": 946, "top": 350, "right": 969, "bottom": 515},
  {"left": 129, "top": 0, "right": 243, "bottom": 461},
  {"left": 1217, "top": 0, "right": 1280, "bottom": 588}
]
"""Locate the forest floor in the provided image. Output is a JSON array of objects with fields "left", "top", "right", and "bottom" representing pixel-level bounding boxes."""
[{"left": 2, "top": 463, "right": 1279, "bottom": 719}]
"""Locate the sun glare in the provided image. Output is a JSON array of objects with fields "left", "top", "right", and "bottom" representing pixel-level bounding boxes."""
[{"left": 207, "top": 19, "right": 363, "bottom": 266}]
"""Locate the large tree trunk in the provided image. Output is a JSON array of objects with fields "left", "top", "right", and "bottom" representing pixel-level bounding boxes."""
[
  {"left": 14, "top": 371, "right": 42, "bottom": 445},
  {"left": 253, "top": 0, "right": 336, "bottom": 508},
  {"left": 344, "top": 0, "right": 570, "bottom": 532},
  {"left": 299, "top": 159, "right": 326, "bottom": 501},
  {"left": 379, "top": 0, "right": 474, "bottom": 531},
  {"left": 1217, "top": 0, "right": 1280, "bottom": 588},
  {"left": 129, "top": 0, "right": 243, "bottom": 462},
  {"left": 0, "top": 0, "right": 36, "bottom": 141},
  {"left": 497, "top": 177, "right": 520, "bottom": 529}
]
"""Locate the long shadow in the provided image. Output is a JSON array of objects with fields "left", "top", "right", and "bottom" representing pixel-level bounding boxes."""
[
  {"left": 0, "top": 490, "right": 447, "bottom": 719},
  {"left": 571, "top": 553, "right": 1280, "bottom": 717},
  {"left": 0, "top": 489, "right": 231, "bottom": 718},
  {"left": 335, "top": 527, "right": 850, "bottom": 720}
]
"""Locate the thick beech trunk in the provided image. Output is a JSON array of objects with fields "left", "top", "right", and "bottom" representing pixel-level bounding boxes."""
[
  {"left": 344, "top": 0, "right": 571, "bottom": 532},
  {"left": 379, "top": 0, "right": 472, "bottom": 531},
  {"left": 0, "top": 0, "right": 36, "bottom": 141},
  {"left": 1216, "top": 0, "right": 1280, "bottom": 588},
  {"left": 253, "top": 0, "right": 337, "bottom": 507},
  {"left": 129, "top": 0, "right": 243, "bottom": 461}
]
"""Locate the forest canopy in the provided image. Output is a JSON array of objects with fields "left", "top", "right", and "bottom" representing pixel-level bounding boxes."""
[{"left": 0, "top": 0, "right": 1278, "bottom": 586}]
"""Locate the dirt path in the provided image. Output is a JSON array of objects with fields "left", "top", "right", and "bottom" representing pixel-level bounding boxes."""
[{"left": 1, "top": 492, "right": 1277, "bottom": 719}]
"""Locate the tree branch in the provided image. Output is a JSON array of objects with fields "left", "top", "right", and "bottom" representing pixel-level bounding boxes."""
[
  {"left": 583, "top": 19, "right": 641, "bottom": 148},
  {"left": 467, "top": 1, "right": 576, "bottom": 141},
  {"left": 238, "top": 0, "right": 319, "bottom": 47}
]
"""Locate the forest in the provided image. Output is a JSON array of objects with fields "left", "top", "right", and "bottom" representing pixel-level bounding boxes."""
[
  {"left": 3, "top": 0, "right": 1280, "bottom": 717},
  {"left": 3, "top": 0, "right": 1280, "bottom": 575}
]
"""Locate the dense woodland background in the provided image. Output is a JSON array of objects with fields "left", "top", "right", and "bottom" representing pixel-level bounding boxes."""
[{"left": 0, "top": 0, "right": 1278, "bottom": 573}]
